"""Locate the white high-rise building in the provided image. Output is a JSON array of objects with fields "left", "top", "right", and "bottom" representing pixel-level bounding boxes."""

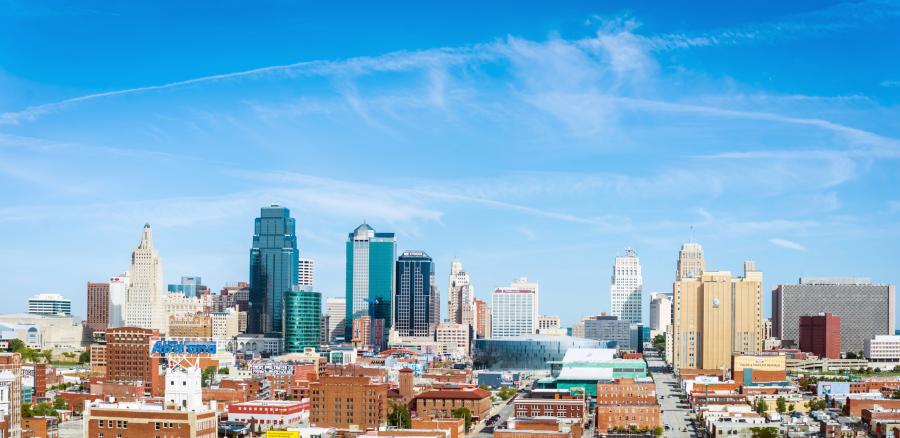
[
  {"left": 610, "top": 249, "right": 642, "bottom": 324},
  {"left": 125, "top": 223, "right": 167, "bottom": 333},
  {"left": 298, "top": 257, "right": 314, "bottom": 287},
  {"left": 447, "top": 258, "right": 475, "bottom": 327},
  {"left": 27, "top": 294, "right": 71, "bottom": 316},
  {"left": 211, "top": 308, "right": 240, "bottom": 340},
  {"left": 326, "top": 297, "right": 346, "bottom": 343},
  {"left": 491, "top": 280, "right": 539, "bottom": 338},
  {"left": 107, "top": 273, "right": 129, "bottom": 328},
  {"left": 649, "top": 293, "right": 672, "bottom": 332}
]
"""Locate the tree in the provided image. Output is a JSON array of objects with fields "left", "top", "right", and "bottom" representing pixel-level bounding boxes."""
[
  {"left": 749, "top": 427, "right": 779, "bottom": 438},
  {"left": 41, "top": 349, "right": 53, "bottom": 363},
  {"left": 8, "top": 339, "right": 25, "bottom": 352},
  {"left": 652, "top": 334, "right": 665, "bottom": 352},
  {"left": 218, "top": 367, "right": 229, "bottom": 374},
  {"left": 891, "top": 390, "right": 900, "bottom": 400},
  {"left": 451, "top": 407, "right": 472, "bottom": 432},
  {"left": 21, "top": 403, "right": 32, "bottom": 418},
  {"left": 652, "top": 426, "right": 664, "bottom": 436},
  {"left": 78, "top": 350, "right": 90, "bottom": 364},
  {"left": 845, "top": 352, "right": 858, "bottom": 359},
  {"left": 807, "top": 399, "right": 827, "bottom": 411},
  {"left": 775, "top": 396, "right": 786, "bottom": 414},
  {"left": 497, "top": 386, "right": 516, "bottom": 401},
  {"left": 753, "top": 398, "right": 769, "bottom": 414},
  {"left": 387, "top": 401, "right": 411, "bottom": 429},
  {"left": 201, "top": 366, "right": 217, "bottom": 387},
  {"left": 788, "top": 403, "right": 795, "bottom": 413},
  {"left": 53, "top": 397, "right": 68, "bottom": 410}
]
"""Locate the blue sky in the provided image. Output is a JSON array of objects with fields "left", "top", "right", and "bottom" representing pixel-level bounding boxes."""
[{"left": 1, "top": 1, "right": 899, "bottom": 326}]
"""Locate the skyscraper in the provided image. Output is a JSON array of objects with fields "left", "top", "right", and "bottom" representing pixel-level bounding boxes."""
[
  {"left": 447, "top": 258, "right": 475, "bottom": 327},
  {"left": 491, "top": 281, "right": 538, "bottom": 338},
  {"left": 648, "top": 293, "right": 672, "bottom": 332},
  {"left": 86, "top": 283, "right": 110, "bottom": 332},
  {"left": 298, "top": 258, "right": 314, "bottom": 287},
  {"left": 248, "top": 205, "right": 299, "bottom": 335},
  {"left": 167, "top": 276, "right": 207, "bottom": 298},
  {"left": 345, "top": 223, "right": 396, "bottom": 344},
  {"left": 284, "top": 286, "right": 321, "bottom": 352},
  {"left": 474, "top": 298, "right": 491, "bottom": 339},
  {"left": 672, "top": 263, "right": 762, "bottom": 370},
  {"left": 394, "top": 251, "right": 435, "bottom": 337},
  {"left": 610, "top": 249, "right": 642, "bottom": 324},
  {"left": 772, "top": 278, "right": 895, "bottom": 353},
  {"left": 107, "top": 273, "right": 129, "bottom": 328},
  {"left": 676, "top": 243, "right": 705, "bottom": 281},
  {"left": 125, "top": 224, "right": 167, "bottom": 333},
  {"left": 326, "top": 297, "right": 346, "bottom": 343}
]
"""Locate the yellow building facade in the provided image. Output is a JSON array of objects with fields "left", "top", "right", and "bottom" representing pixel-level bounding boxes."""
[{"left": 672, "top": 266, "right": 762, "bottom": 370}]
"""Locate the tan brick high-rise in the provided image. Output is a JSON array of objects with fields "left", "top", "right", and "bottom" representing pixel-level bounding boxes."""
[
  {"left": 105, "top": 327, "right": 161, "bottom": 396},
  {"left": 672, "top": 263, "right": 762, "bottom": 371}
]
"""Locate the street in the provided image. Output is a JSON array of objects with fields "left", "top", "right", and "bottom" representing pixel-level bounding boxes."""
[{"left": 646, "top": 354, "right": 697, "bottom": 438}]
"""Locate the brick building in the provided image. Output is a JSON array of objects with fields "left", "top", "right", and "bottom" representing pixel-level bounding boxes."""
[
  {"left": 845, "top": 399, "right": 900, "bottom": 417},
  {"left": 167, "top": 314, "right": 212, "bottom": 338},
  {"left": 0, "top": 353, "right": 22, "bottom": 438},
  {"left": 595, "top": 378, "right": 660, "bottom": 433},
  {"left": 82, "top": 400, "right": 217, "bottom": 438},
  {"left": 495, "top": 418, "right": 583, "bottom": 438},
  {"left": 226, "top": 400, "right": 309, "bottom": 431},
  {"left": 309, "top": 375, "right": 388, "bottom": 429},
  {"left": 218, "top": 377, "right": 269, "bottom": 401},
  {"left": 105, "top": 327, "right": 162, "bottom": 396},
  {"left": 514, "top": 390, "right": 588, "bottom": 423},
  {"left": 90, "top": 343, "right": 107, "bottom": 377},
  {"left": 800, "top": 313, "right": 841, "bottom": 359},
  {"left": 22, "top": 417, "right": 58, "bottom": 438},
  {"left": 412, "top": 387, "right": 492, "bottom": 421},
  {"left": 86, "top": 282, "right": 110, "bottom": 333}
]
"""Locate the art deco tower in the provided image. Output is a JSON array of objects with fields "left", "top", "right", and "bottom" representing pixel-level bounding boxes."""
[{"left": 125, "top": 224, "right": 167, "bottom": 333}]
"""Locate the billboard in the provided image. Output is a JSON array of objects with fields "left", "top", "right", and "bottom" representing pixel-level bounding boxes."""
[
  {"left": 150, "top": 338, "right": 217, "bottom": 357},
  {"left": 266, "top": 431, "right": 299, "bottom": 438},
  {"left": 249, "top": 360, "right": 295, "bottom": 376}
]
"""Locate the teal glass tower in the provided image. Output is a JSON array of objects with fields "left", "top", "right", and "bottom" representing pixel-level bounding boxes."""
[
  {"left": 248, "top": 205, "right": 298, "bottom": 335},
  {"left": 284, "top": 286, "right": 321, "bottom": 352},
  {"left": 345, "top": 223, "right": 396, "bottom": 345}
]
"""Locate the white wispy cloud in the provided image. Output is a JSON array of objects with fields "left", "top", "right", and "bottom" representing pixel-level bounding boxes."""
[{"left": 769, "top": 238, "right": 808, "bottom": 251}]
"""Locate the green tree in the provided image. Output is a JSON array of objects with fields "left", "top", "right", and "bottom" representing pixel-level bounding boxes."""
[
  {"left": 807, "top": 399, "right": 826, "bottom": 411},
  {"left": 53, "top": 397, "right": 68, "bottom": 410},
  {"left": 775, "top": 396, "right": 786, "bottom": 414},
  {"left": 788, "top": 403, "right": 795, "bottom": 413},
  {"left": 78, "top": 350, "right": 90, "bottom": 364},
  {"left": 652, "top": 334, "right": 665, "bottom": 351},
  {"left": 41, "top": 349, "right": 53, "bottom": 363},
  {"left": 652, "top": 426, "right": 664, "bottom": 436},
  {"left": 218, "top": 367, "right": 229, "bottom": 374},
  {"left": 451, "top": 407, "right": 472, "bottom": 432},
  {"left": 497, "top": 386, "right": 516, "bottom": 401},
  {"left": 201, "top": 366, "right": 217, "bottom": 387},
  {"left": 749, "top": 427, "right": 779, "bottom": 438},
  {"left": 8, "top": 339, "right": 25, "bottom": 352},
  {"left": 387, "top": 401, "right": 411, "bottom": 429},
  {"left": 22, "top": 403, "right": 33, "bottom": 418},
  {"left": 891, "top": 390, "right": 900, "bottom": 400},
  {"left": 753, "top": 398, "right": 769, "bottom": 414},
  {"left": 845, "top": 352, "right": 857, "bottom": 359}
]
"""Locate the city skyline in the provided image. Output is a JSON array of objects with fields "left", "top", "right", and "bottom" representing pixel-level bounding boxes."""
[{"left": 1, "top": 2, "right": 900, "bottom": 326}]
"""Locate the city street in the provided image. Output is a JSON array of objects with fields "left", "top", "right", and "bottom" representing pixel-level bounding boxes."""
[{"left": 647, "top": 354, "right": 697, "bottom": 438}]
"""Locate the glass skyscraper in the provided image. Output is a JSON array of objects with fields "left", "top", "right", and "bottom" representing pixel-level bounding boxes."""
[
  {"left": 345, "top": 223, "right": 396, "bottom": 345},
  {"left": 394, "top": 250, "right": 434, "bottom": 337},
  {"left": 248, "top": 205, "right": 299, "bottom": 335},
  {"left": 284, "top": 286, "right": 321, "bottom": 352}
]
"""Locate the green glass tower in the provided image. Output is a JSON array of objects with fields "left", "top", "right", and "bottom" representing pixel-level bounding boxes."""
[
  {"left": 345, "top": 223, "right": 396, "bottom": 347},
  {"left": 284, "top": 286, "right": 321, "bottom": 352}
]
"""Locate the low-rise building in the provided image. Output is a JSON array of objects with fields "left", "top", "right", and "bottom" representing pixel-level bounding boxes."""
[
  {"left": 22, "top": 416, "right": 59, "bottom": 438},
  {"left": 495, "top": 418, "right": 583, "bottom": 438},
  {"left": 595, "top": 378, "right": 660, "bottom": 433},
  {"left": 867, "top": 336, "right": 900, "bottom": 365},
  {"left": 82, "top": 400, "right": 217, "bottom": 438},
  {"left": 226, "top": 399, "right": 309, "bottom": 431},
  {"left": 514, "top": 389, "right": 587, "bottom": 423},
  {"left": 412, "top": 386, "right": 492, "bottom": 421}
]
